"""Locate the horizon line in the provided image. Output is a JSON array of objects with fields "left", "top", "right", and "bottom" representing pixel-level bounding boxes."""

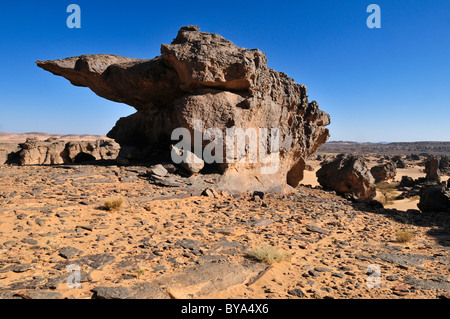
[{"left": 0, "top": 132, "right": 449, "bottom": 144}]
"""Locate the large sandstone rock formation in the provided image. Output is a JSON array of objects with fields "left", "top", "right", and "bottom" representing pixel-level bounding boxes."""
[
  {"left": 19, "top": 138, "right": 120, "bottom": 165},
  {"left": 36, "top": 26, "right": 330, "bottom": 191},
  {"left": 20, "top": 138, "right": 67, "bottom": 165},
  {"left": 316, "top": 154, "right": 376, "bottom": 202}
]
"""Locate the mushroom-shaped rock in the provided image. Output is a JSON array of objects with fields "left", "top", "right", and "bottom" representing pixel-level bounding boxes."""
[{"left": 36, "top": 26, "right": 330, "bottom": 192}]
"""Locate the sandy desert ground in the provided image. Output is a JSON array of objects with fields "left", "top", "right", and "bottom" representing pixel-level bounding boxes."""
[{"left": 0, "top": 139, "right": 449, "bottom": 300}]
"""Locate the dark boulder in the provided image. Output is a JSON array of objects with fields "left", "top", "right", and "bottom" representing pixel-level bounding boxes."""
[
  {"left": 316, "top": 154, "right": 376, "bottom": 202},
  {"left": 417, "top": 183, "right": 450, "bottom": 213},
  {"left": 439, "top": 156, "right": 449, "bottom": 174},
  {"left": 391, "top": 155, "right": 406, "bottom": 169},
  {"left": 370, "top": 162, "right": 396, "bottom": 183},
  {"left": 398, "top": 175, "right": 415, "bottom": 188}
]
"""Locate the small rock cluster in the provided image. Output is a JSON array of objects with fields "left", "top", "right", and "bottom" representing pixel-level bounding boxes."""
[{"left": 314, "top": 154, "right": 450, "bottom": 213}]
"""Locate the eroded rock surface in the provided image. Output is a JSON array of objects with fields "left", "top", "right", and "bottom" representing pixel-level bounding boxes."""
[
  {"left": 370, "top": 162, "right": 396, "bottom": 183},
  {"left": 36, "top": 26, "right": 330, "bottom": 191},
  {"left": 316, "top": 154, "right": 376, "bottom": 202},
  {"left": 18, "top": 138, "right": 120, "bottom": 165},
  {"left": 418, "top": 183, "right": 450, "bottom": 213},
  {"left": 424, "top": 157, "right": 441, "bottom": 183}
]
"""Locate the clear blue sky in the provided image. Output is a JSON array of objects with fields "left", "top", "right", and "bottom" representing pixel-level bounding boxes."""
[{"left": 0, "top": 0, "right": 449, "bottom": 142}]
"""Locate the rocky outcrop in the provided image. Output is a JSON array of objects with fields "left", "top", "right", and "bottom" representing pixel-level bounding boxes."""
[
  {"left": 36, "top": 26, "right": 330, "bottom": 192},
  {"left": 19, "top": 138, "right": 67, "bottom": 165},
  {"left": 65, "top": 140, "right": 120, "bottom": 163},
  {"left": 18, "top": 138, "right": 120, "bottom": 165},
  {"left": 438, "top": 156, "right": 449, "bottom": 174},
  {"left": 316, "top": 154, "right": 376, "bottom": 202},
  {"left": 424, "top": 156, "right": 440, "bottom": 183},
  {"left": 370, "top": 162, "right": 396, "bottom": 183},
  {"left": 418, "top": 183, "right": 450, "bottom": 213},
  {"left": 398, "top": 175, "right": 416, "bottom": 188},
  {"left": 391, "top": 156, "right": 406, "bottom": 169},
  {"left": 153, "top": 261, "right": 265, "bottom": 299}
]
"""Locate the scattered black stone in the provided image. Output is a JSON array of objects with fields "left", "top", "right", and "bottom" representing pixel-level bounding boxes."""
[
  {"left": 21, "top": 238, "right": 38, "bottom": 245},
  {"left": 59, "top": 246, "right": 84, "bottom": 259},
  {"left": 0, "top": 291, "right": 21, "bottom": 299},
  {"left": 305, "top": 225, "right": 330, "bottom": 235},
  {"left": 176, "top": 238, "right": 202, "bottom": 251},
  {"left": 92, "top": 283, "right": 169, "bottom": 299},
  {"left": 195, "top": 255, "right": 230, "bottom": 265},
  {"left": 314, "top": 267, "right": 332, "bottom": 273},
  {"left": 152, "top": 265, "right": 167, "bottom": 273},
  {"left": 404, "top": 276, "right": 450, "bottom": 291},
  {"left": 77, "top": 254, "right": 115, "bottom": 270},
  {"left": 252, "top": 191, "right": 265, "bottom": 200},
  {"left": 288, "top": 288, "right": 306, "bottom": 298},
  {"left": 120, "top": 174, "right": 138, "bottom": 182},
  {"left": 7, "top": 276, "right": 47, "bottom": 290},
  {"left": 35, "top": 218, "right": 45, "bottom": 226},
  {"left": 96, "top": 234, "right": 106, "bottom": 241},
  {"left": 386, "top": 275, "right": 399, "bottom": 281},
  {"left": 92, "top": 286, "right": 132, "bottom": 299},
  {"left": 208, "top": 228, "right": 235, "bottom": 236},
  {"left": 76, "top": 225, "right": 95, "bottom": 232},
  {"left": 377, "top": 252, "right": 430, "bottom": 268},
  {"left": 308, "top": 270, "right": 321, "bottom": 277},
  {"left": 14, "top": 290, "right": 63, "bottom": 300},
  {"left": 16, "top": 213, "right": 27, "bottom": 220},
  {"left": 148, "top": 175, "right": 183, "bottom": 187}
]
